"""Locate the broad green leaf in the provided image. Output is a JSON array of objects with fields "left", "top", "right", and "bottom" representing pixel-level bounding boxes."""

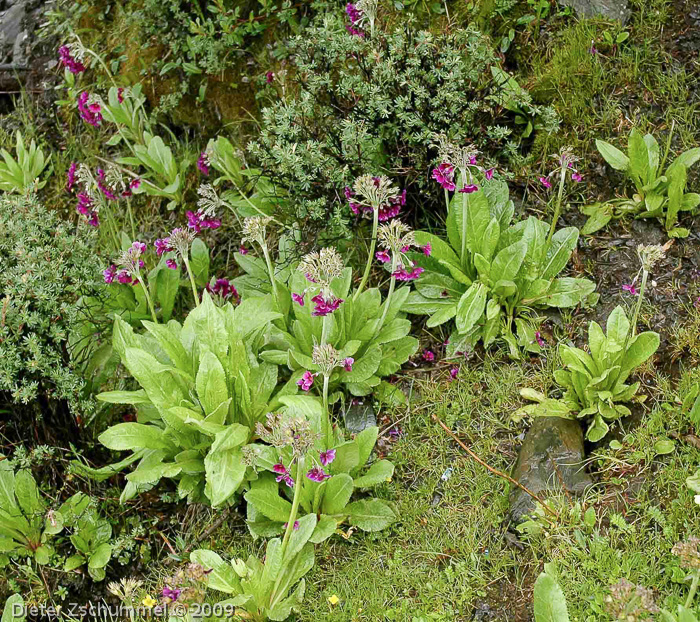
[
  {"left": 581, "top": 206, "right": 613, "bottom": 235},
  {"left": 455, "top": 283, "right": 487, "bottom": 335},
  {"left": 189, "top": 238, "right": 209, "bottom": 286},
  {"left": 491, "top": 240, "right": 527, "bottom": 283},
  {"left": 97, "top": 390, "right": 151, "bottom": 405},
  {"left": 353, "top": 460, "right": 394, "bottom": 488},
  {"left": 156, "top": 264, "right": 180, "bottom": 322},
  {"left": 596, "top": 139, "right": 629, "bottom": 171},
  {"left": 540, "top": 228, "right": 578, "bottom": 280},
  {"left": 606, "top": 306, "right": 630, "bottom": 345},
  {"left": 355, "top": 427, "right": 379, "bottom": 470},
  {"left": 537, "top": 278, "right": 595, "bottom": 308},
  {"left": 14, "top": 470, "right": 41, "bottom": 517},
  {"left": 346, "top": 498, "right": 395, "bottom": 531},
  {"left": 196, "top": 350, "right": 229, "bottom": 418},
  {"left": 310, "top": 515, "right": 338, "bottom": 544},
  {"left": 321, "top": 474, "right": 353, "bottom": 515},
  {"left": 205, "top": 447, "right": 246, "bottom": 507},
  {"left": 99, "top": 423, "right": 173, "bottom": 451},
  {"left": 426, "top": 305, "right": 457, "bottom": 328},
  {"left": 244, "top": 489, "right": 293, "bottom": 522},
  {"left": 465, "top": 190, "right": 491, "bottom": 254},
  {"left": 533, "top": 570, "right": 570, "bottom": 622},
  {"left": 628, "top": 129, "right": 650, "bottom": 186}
]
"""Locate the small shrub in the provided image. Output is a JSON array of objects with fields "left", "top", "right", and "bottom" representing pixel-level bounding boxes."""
[
  {"left": 249, "top": 15, "right": 558, "bottom": 238},
  {"left": 0, "top": 193, "right": 102, "bottom": 417}
]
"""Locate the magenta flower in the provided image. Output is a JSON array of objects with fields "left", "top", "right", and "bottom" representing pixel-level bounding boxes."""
[
  {"left": 239, "top": 244, "right": 248, "bottom": 255},
  {"left": 589, "top": 41, "right": 598, "bottom": 55},
  {"left": 197, "top": 152, "right": 209, "bottom": 176},
  {"left": 311, "top": 294, "right": 343, "bottom": 316},
  {"left": 283, "top": 521, "right": 300, "bottom": 530},
  {"left": 86, "top": 211, "right": 100, "bottom": 227},
  {"left": 343, "top": 357, "right": 354, "bottom": 372},
  {"left": 459, "top": 184, "right": 479, "bottom": 194},
  {"left": 186, "top": 210, "right": 221, "bottom": 232},
  {"left": 572, "top": 172, "right": 583, "bottom": 182},
  {"left": 376, "top": 250, "right": 391, "bottom": 264},
  {"left": 206, "top": 278, "right": 239, "bottom": 302},
  {"left": 393, "top": 266, "right": 424, "bottom": 281},
  {"left": 77, "top": 91, "right": 102, "bottom": 127},
  {"left": 103, "top": 264, "right": 117, "bottom": 284},
  {"left": 431, "top": 163, "right": 456, "bottom": 191},
  {"left": 165, "top": 259, "right": 177, "bottom": 270},
  {"left": 539, "top": 176, "right": 552, "bottom": 189},
  {"left": 66, "top": 162, "right": 77, "bottom": 192},
  {"left": 422, "top": 350, "right": 435, "bottom": 362},
  {"left": 622, "top": 284, "right": 638, "bottom": 296},
  {"left": 297, "top": 371, "right": 315, "bottom": 392},
  {"left": 320, "top": 449, "right": 336, "bottom": 466},
  {"left": 58, "top": 45, "right": 86, "bottom": 74},
  {"left": 347, "top": 181, "right": 405, "bottom": 221},
  {"left": 129, "top": 178, "right": 141, "bottom": 190},
  {"left": 292, "top": 292, "right": 305, "bottom": 306},
  {"left": 76, "top": 192, "right": 93, "bottom": 216},
  {"left": 154, "top": 238, "right": 173, "bottom": 256},
  {"left": 272, "top": 463, "right": 287, "bottom": 474},
  {"left": 96, "top": 168, "right": 118, "bottom": 200},
  {"left": 265, "top": 71, "right": 275, "bottom": 83},
  {"left": 450, "top": 366, "right": 459, "bottom": 380},
  {"left": 117, "top": 270, "right": 133, "bottom": 285},
  {"left": 484, "top": 168, "right": 494, "bottom": 181},
  {"left": 306, "top": 467, "right": 331, "bottom": 482},
  {"left": 162, "top": 586, "right": 181, "bottom": 602},
  {"left": 276, "top": 473, "right": 295, "bottom": 488},
  {"left": 535, "top": 331, "right": 545, "bottom": 347},
  {"left": 422, "top": 243, "right": 432, "bottom": 256}
]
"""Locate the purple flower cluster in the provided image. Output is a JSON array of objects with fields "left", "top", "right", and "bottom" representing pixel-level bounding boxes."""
[
  {"left": 393, "top": 265, "right": 424, "bottom": 281},
  {"left": 273, "top": 463, "right": 295, "bottom": 488},
  {"left": 197, "top": 152, "right": 209, "bottom": 176},
  {"left": 345, "top": 3, "right": 365, "bottom": 36},
  {"left": 346, "top": 181, "right": 406, "bottom": 222},
  {"left": 622, "top": 283, "right": 638, "bottom": 296},
  {"left": 432, "top": 163, "right": 455, "bottom": 191},
  {"left": 162, "top": 586, "right": 181, "bottom": 602},
  {"left": 58, "top": 45, "right": 86, "bottom": 74},
  {"left": 343, "top": 358, "right": 354, "bottom": 372},
  {"left": 76, "top": 193, "right": 99, "bottom": 227},
  {"left": 66, "top": 162, "right": 77, "bottom": 192},
  {"left": 78, "top": 92, "right": 102, "bottom": 127},
  {"left": 320, "top": 449, "right": 336, "bottom": 466},
  {"left": 311, "top": 294, "right": 343, "bottom": 317},
  {"left": 306, "top": 466, "right": 332, "bottom": 482},
  {"left": 186, "top": 209, "right": 221, "bottom": 232},
  {"left": 292, "top": 292, "right": 305, "bottom": 306},
  {"left": 206, "top": 278, "right": 239, "bottom": 302},
  {"left": 297, "top": 371, "right": 316, "bottom": 392}
]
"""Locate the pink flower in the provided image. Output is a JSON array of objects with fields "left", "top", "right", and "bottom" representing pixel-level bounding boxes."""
[
  {"left": 283, "top": 520, "right": 300, "bottom": 530},
  {"left": 320, "top": 449, "right": 336, "bottom": 466},
  {"left": 239, "top": 244, "right": 248, "bottom": 255},
  {"left": 297, "top": 371, "right": 315, "bottom": 392},
  {"left": 343, "top": 357, "right": 354, "bottom": 372},
  {"left": 162, "top": 586, "right": 181, "bottom": 602},
  {"left": 431, "top": 163, "right": 456, "bottom": 191},
  {"left": 422, "top": 350, "right": 435, "bottom": 362},
  {"left": 459, "top": 184, "right": 479, "bottom": 194},
  {"left": 450, "top": 367, "right": 459, "bottom": 380},
  {"left": 376, "top": 250, "right": 391, "bottom": 264},
  {"left": 272, "top": 463, "right": 287, "bottom": 474},
  {"left": 292, "top": 292, "right": 305, "bottom": 306},
  {"left": 117, "top": 270, "right": 133, "bottom": 285},
  {"left": 572, "top": 172, "right": 583, "bottom": 182},
  {"left": 265, "top": 71, "right": 275, "bottom": 83},
  {"left": 484, "top": 168, "right": 494, "bottom": 181},
  {"left": 197, "top": 152, "right": 209, "bottom": 176},
  {"left": 277, "top": 473, "right": 295, "bottom": 488},
  {"left": 311, "top": 295, "right": 343, "bottom": 316},
  {"left": 622, "top": 284, "right": 638, "bottom": 296},
  {"left": 535, "top": 331, "right": 545, "bottom": 347},
  {"left": 66, "top": 162, "right": 77, "bottom": 192},
  {"left": 58, "top": 45, "right": 86, "bottom": 74},
  {"left": 306, "top": 467, "right": 331, "bottom": 482},
  {"left": 129, "top": 178, "right": 141, "bottom": 190},
  {"left": 103, "top": 264, "right": 117, "bottom": 284},
  {"left": 155, "top": 238, "right": 172, "bottom": 256},
  {"left": 77, "top": 91, "right": 102, "bottom": 127},
  {"left": 539, "top": 176, "right": 552, "bottom": 189},
  {"left": 186, "top": 210, "right": 221, "bottom": 232},
  {"left": 422, "top": 243, "right": 432, "bottom": 257},
  {"left": 165, "top": 258, "right": 178, "bottom": 270},
  {"left": 393, "top": 266, "right": 424, "bottom": 281},
  {"left": 589, "top": 41, "right": 598, "bottom": 55},
  {"left": 96, "top": 168, "right": 118, "bottom": 200},
  {"left": 86, "top": 211, "right": 100, "bottom": 227},
  {"left": 206, "top": 278, "right": 239, "bottom": 302}
]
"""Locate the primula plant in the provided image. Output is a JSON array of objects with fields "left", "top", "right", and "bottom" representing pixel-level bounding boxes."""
[
  {"left": 404, "top": 143, "right": 596, "bottom": 357},
  {"left": 581, "top": 126, "right": 700, "bottom": 237},
  {"left": 0, "top": 131, "right": 52, "bottom": 193},
  {"left": 520, "top": 244, "right": 665, "bottom": 441},
  {"left": 87, "top": 292, "right": 283, "bottom": 506}
]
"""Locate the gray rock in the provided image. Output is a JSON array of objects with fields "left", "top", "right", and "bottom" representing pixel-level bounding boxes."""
[
  {"left": 560, "top": 0, "right": 631, "bottom": 23},
  {"left": 343, "top": 400, "right": 376, "bottom": 434},
  {"left": 509, "top": 417, "right": 592, "bottom": 523}
]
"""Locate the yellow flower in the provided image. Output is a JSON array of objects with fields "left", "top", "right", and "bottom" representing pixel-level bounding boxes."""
[
  {"left": 142, "top": 595, "right": 157, "bottom": 608},
  {"left": 328, "top": 594, "right": 340, "bottom": 606}
]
